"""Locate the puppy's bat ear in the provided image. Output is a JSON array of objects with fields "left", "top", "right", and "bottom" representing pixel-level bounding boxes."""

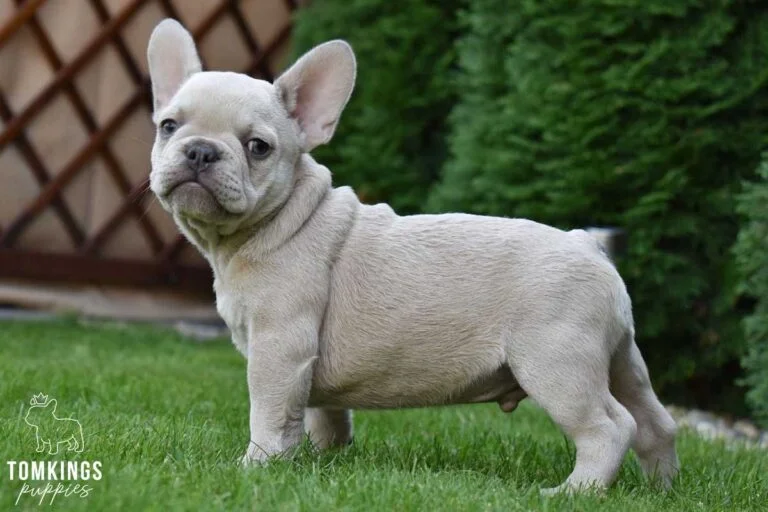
[
  {"left": 147, "top": 19, "right": 202, "bottom": 113},
  {"left": 275, "top": 40, "right": 356, "bottom": 152}
]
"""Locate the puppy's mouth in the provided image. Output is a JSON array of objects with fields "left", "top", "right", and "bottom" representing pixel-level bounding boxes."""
[
  {"left": 161, "top": 178, "right": 241, "bottom": 221},
  {"left": 164, "top": 178, "right": 212, "bottom": 198}
]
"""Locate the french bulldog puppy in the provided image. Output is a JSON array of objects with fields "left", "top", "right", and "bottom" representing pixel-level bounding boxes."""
[{"left": 147, "top": 19, "right": 678, "bottom": 493}]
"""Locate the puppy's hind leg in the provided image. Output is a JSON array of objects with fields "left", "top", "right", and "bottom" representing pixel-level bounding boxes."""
[
  {"left": 610, "top": 337, "right": 679, "bottom": 488},
  {"left": 509, "top": 330, "right": 637, "bottom": 494},
  {"left": 305, "top": 408, "right": 353, "bottom": 450}
]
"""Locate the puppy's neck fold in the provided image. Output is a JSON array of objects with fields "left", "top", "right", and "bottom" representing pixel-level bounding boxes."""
[{"left": 188, "top": 154, "right": 333, "bottom": 275}]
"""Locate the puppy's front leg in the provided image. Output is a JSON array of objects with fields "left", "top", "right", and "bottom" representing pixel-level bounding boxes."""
[{"left": 242, "top": 322, "right": 318, "bottom": 465}]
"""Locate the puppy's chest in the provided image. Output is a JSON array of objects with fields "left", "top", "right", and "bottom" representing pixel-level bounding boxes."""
[{"left": 215, "top": 292, "right": 249, "bottom": 356}]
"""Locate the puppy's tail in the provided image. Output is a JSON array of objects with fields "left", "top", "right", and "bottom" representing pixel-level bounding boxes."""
[{"left": 585, "top": 227, "right": 627, "bottom": 260}]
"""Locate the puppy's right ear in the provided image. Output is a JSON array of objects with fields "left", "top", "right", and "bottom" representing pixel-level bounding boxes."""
[{"left": 147, "top": 19, "right": 201, "bottom": 112}]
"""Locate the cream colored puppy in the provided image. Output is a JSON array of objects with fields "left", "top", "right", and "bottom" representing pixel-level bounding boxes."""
[{"left": 147, "top": 19, "right": 678, "bottom": 493}]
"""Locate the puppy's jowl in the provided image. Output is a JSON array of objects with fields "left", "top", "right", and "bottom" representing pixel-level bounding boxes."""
[{"left": 147, "top": 19, "right": 679, "bottom": 493}]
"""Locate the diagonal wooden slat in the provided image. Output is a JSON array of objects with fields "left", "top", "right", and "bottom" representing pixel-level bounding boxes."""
[
  {"left": 81, "top": 178, "right": 153, "bottom": 253},
  {"left": 159, "top": 235, "right": 187, "bottom": 265},
  {"left": 229, "top": 0, "right": 274, "bottom": 81},
  {"left": 192, "top": 0, "right": 230, "bottom": 43},
  {"left": 89, "top": 0, "right": 143, "bottom": 84},
  {"left": 0, "top": 0, "right": 47, "bottom": 50},
  {"left": 246, "top": 22, "right": 291, "bottom": 77},
  {"left": 0, "top": 92, "right": 85, "bottom": 246},
  {"left": 157, "top": 0, "right": 182, "bottom": 19}
]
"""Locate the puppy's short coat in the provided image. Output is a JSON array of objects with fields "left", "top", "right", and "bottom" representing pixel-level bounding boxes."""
[{"left": 147, "top": 19, "right": 678, "bottom": 493}]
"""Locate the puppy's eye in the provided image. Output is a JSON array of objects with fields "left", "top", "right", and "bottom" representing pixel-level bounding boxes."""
[
  {"left": 247, "top": 138, "right": 272, "bottom": 159},
  {"left": 160, "top": 119, "right": 178, "bottom": 136}
]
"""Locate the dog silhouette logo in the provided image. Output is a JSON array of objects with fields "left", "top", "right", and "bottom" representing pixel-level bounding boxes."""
[{"left": 23, "top": 393, "right": 84, "bottom": 454}]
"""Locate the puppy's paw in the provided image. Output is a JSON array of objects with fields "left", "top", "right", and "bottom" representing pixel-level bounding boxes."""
[
  {"left": 540, "top": 481, "right": 606, "bottom": 497},
  {"left": 240, "top": 442, "right": 273, "bottom": 467},
  {"left": 540, "top": 485, "right": 570, "bottom": 497},
  {"left": 306, "top": 431, "right": 354, "bottom": 451}
]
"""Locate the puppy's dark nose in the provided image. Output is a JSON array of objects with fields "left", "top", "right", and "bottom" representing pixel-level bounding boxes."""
[{"left": 185, "top": 142, "right": 219, "bottom": 173}]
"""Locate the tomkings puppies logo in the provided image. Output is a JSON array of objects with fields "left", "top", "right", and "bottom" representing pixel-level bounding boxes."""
[
  {"left": 24, "top": 393, "right": 84, "bottom": 455},
  {"left": 6, "top": 393, "right": 102, "bottom": 506}
]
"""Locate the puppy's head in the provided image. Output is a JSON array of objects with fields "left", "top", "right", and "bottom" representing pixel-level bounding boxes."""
[{"left": 147, "top": 19, "right": 356, "bottom": 235}]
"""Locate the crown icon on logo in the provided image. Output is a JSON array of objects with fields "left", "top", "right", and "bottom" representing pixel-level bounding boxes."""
[{"left": 30, "top": 393, "right": 49, "bottom": 406}]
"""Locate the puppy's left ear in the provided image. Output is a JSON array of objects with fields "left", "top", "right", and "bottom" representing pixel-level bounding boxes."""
[
  {"left": 147, "top": 19, "right": 202, "bottom": 113},
  {"left": 275, "top": 40, "right": 356, "bottom": 152}
]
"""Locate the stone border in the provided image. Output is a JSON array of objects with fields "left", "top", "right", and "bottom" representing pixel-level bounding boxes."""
[{"left": 666, "top": 405, "right": 768, "bottom": 449}]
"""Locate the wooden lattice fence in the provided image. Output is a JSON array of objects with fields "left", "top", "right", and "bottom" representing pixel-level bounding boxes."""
[{"left": 0, "top": 0, "right": 296, "bottom": 294}]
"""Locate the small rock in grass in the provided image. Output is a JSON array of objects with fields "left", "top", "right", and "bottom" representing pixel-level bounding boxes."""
[
  {"left": 174, "top": 320, "right": 229, "bottom": 342},
  {"left": 733, "top": 420, "right": 761, "bottom": 441},
  {"left": 693, "top": 421, "right": 717, "bottom": 440}
]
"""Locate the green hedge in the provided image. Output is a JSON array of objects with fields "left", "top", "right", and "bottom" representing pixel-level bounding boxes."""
[
  {"left": 290, "top": 0, "right": 463, "bottom": 214},
  {"left": 428, "top": 0, "right": 768, "bottom": 411},
  {"left": 735, "top": 156, "right": 768, "bottom": 427}
]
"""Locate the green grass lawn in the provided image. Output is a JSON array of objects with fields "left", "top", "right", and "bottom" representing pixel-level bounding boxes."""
[{"left": 1, "top": 319, "right": 766, "bottom": 511}]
